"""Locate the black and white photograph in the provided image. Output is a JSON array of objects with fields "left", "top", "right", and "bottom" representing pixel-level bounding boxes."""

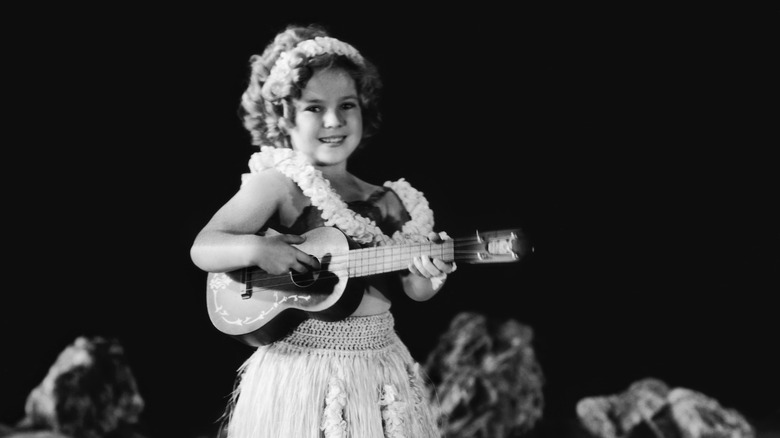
[{"left": 2, "top": 6, "right": 778, "bottom": 438}]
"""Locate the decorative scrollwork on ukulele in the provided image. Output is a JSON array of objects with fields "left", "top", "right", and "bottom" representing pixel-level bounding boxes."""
[{"left": 209, "top": 272, "right": 312, "bottom": 326}]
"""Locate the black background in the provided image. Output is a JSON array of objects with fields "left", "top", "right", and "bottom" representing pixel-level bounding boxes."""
[{"left": 3, "top": 5, "right": 777, "bottom": 437}]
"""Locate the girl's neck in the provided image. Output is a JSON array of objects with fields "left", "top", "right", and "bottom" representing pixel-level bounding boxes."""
[
  {"left": 315, "top": 162, "right": 349, "bottom": 180},
  {"left": 315, "top": 165, "right": 369, "bottom": 203},
  {"left": 314, "top": 162, "right": 358, "bottom": 190}
]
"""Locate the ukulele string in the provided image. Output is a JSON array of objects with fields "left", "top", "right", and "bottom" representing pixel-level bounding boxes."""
[
  {"left": 234, "top": 237, "right": 489, "bottom": 290},
  {"left": 239, "top": 236, "right": 485, "bottom": 284}
]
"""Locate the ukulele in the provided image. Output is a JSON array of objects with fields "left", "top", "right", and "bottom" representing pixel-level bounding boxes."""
[{"left": 206, "top": 226, "right": 530, "bottom": 346}]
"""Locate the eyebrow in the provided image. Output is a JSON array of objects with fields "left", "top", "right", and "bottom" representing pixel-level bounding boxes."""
[{"left": 299, "top": 94, "right": 359, "bottom": 103}]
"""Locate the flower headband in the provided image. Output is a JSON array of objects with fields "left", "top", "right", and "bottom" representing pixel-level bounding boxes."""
[{"left": 261, "top": 36, "right": 365, "bottom": 101}]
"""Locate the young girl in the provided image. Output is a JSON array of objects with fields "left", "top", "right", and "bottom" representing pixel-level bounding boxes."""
[{"left": 190, "top": 24, "right": 455, "bottom": 438}]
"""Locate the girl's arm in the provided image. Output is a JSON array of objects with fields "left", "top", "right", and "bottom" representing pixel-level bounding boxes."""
[
  {"left": 190, "top": 169, "right": 319, "bottom": 275},
  {"left": 400, "top": 232, "right": 457, "bottom": 301}
]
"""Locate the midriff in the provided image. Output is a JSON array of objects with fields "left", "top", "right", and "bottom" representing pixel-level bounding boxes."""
[{"left": 350, "top": 286, "right": 392, "bottom": 316}]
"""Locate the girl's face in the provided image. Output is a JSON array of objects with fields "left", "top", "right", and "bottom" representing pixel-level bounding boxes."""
[{"left": 288, "top": 68, "right": 363, "bottom": 168}]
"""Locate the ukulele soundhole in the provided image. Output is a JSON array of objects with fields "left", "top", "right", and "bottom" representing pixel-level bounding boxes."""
[
  {"left": 290, "top": 256, "right": 321, "bottom": 287},
  {"left": 290, "top": 270, "right": 317, "bottom": 287}
]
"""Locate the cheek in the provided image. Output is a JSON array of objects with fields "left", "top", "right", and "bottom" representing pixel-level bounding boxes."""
[
  {"left": 350, "top": 111, "right": 363, "bottom": 132},
  {"left": 289, "top": 115, "right": 315, "bottom": 136}
]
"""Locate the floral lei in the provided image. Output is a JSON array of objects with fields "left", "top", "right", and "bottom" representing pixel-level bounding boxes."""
[{"left": 243, "top": 146, "right": 435, "bottom": 246}]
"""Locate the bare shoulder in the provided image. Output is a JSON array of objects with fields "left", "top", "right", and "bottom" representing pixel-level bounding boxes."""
[
  {"left": 241, "top": 168, "right": 296, "bottom": 195},
  {"left": 241, "top": 168, "right": 310, "bottom": 223},
  {"left": 242, "top": 167, "right": 306, "bottom": 203}
]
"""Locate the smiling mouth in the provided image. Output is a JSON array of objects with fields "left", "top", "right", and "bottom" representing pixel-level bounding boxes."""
[{"left": 319, "top": 136, "right": 346, "bottom": 144}]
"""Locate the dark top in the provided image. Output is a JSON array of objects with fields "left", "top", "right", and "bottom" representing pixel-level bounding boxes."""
[{"left": 264, "top": 186, "right": 412, "bottom": 245}]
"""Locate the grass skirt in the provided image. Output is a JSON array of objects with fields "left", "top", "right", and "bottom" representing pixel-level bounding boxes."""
[{"left": 224, "top": 311, "right": 441, "bottom": 438}]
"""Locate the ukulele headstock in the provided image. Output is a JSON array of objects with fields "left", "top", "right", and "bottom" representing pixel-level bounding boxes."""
[{"left": 457, "top": 228, "right": 531, "bottom": 264}]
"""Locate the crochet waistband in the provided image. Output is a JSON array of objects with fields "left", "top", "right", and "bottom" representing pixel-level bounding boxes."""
[{"left": 279, "top": 311, "right": 397, "bottom": 351}]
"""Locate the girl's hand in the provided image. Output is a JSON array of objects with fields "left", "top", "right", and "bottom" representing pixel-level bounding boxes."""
[
  {"left": 408, "top": 231, "right": 458, "bottom": 279},
  {"left": 255, "top": 234, "right": 321, "bottom": 275}
]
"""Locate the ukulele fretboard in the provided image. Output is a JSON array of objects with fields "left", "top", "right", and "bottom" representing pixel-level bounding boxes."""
[{"left": 347, "top": 240, "right": 455, "bottom": 277}]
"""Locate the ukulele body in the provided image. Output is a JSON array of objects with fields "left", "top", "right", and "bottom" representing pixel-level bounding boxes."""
[{"left": 205, "top": 227, "right": 362, "bottom": 346}]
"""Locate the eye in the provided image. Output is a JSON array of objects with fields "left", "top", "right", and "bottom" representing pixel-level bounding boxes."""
[
  {"left": 341, "top": 101, "right": 359, "bottom": 110},
  {"left": 304, "top": 105, "right": 322, "bottom": 113}
]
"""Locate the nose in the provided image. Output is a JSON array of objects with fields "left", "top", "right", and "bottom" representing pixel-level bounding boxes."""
[{"left": 322, "top": 108, "right": 344, "bottom": 129}]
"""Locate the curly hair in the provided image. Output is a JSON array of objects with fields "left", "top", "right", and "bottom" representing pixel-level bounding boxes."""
[{"left": 239, "top": 24, "right": 383, "bottom": 148}]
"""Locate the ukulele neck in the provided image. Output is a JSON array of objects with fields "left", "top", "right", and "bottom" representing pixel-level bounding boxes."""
[
  {"left": 347, "top": 240, "right": 455, "bottom": 277},
  {"left": 346, "top": 229, "right": 526, "bottom": 277}
]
